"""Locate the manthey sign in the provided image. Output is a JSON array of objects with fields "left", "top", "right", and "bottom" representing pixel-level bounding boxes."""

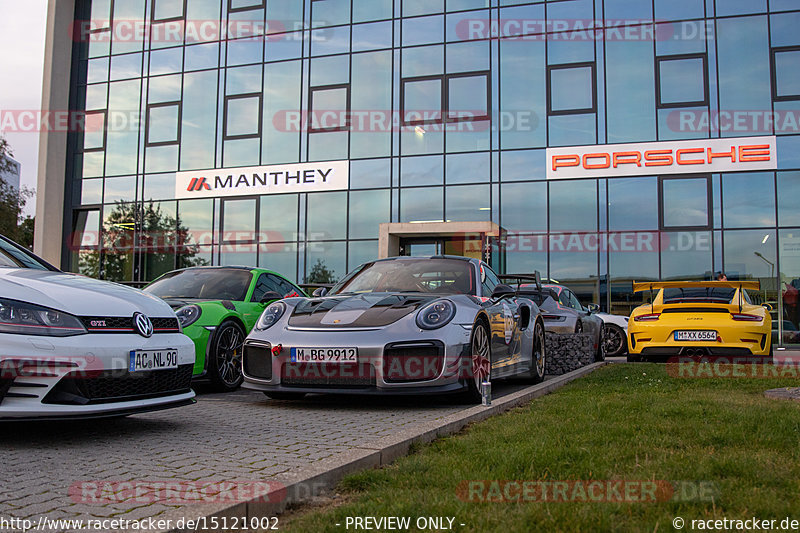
[
  {"left": 547, "top": 136, "right": 777, "bottom": 179},
  {"left": 175, "top": 161, "right": 349, "bottom": 199}
]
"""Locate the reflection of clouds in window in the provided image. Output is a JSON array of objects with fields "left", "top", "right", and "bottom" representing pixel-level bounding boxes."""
[
  {"left": 722, "top": 173, "right": 775, "bottom": 228},
  {"left": 662, "top": 178, "right": 709, "bottom": 228},
  {"left": 225, "top": 96, "right": 261, "bottom": 137}
]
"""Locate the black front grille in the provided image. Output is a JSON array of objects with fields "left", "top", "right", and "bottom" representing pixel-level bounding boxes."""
[
  {"left": 43, "top": 365, "right": 193, "bottom": 405},
  {"left": 80, "top": 316, "right": 180, "bottom": 333},
  {"left": 0, "top": 378, "right": 12, "bottom": 405},
  {"left": 281, "top": 363, "right": 375, "bottom": 388},
  {"left": 244, "top": 343, "right": 272, "bottom": 380},
  {"left": 383, "top": 341, "right": 444, "bottom": 383}
]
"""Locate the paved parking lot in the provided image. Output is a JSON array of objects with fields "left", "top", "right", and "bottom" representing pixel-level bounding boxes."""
[{"left": 0, "top": 383, "right": 528, "bottom": 527}]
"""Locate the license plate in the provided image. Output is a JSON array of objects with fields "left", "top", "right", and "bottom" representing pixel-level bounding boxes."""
[
  {"left": 674, "top": 331, "right": 717, "bottom": 342},
  {"left": 129, "top": 350, "right": 179, "bottom": 372},
  {"left": 290, "top": 348, "right": 358, "bottom": 363}
]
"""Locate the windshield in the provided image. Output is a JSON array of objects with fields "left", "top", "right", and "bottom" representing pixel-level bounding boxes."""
[
  {"left": 144, "top": 269, "right": 253, "bottom": 301},
  {"left": 662, "top": 287, "right": 736, "bottom": 304},
  {"left": 0, "top": 236, "right": 55, "bottom": 270},
  {"left": 331, "top": 258, "right": 475, "bottom": 295}
]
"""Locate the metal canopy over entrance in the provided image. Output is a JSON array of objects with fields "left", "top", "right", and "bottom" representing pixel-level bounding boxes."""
[{"left": 378, "top": 222, "right": 505, "bottom": 265}]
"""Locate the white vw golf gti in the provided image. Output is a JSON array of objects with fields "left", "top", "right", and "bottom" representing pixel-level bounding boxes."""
[{"left": 0, "top": 235, "right": 196, "bottom": 420}]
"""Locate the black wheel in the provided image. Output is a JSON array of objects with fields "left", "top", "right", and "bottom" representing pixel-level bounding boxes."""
[
  {"left": 602, "top": 323, "right": 627, "bottom": 357},
  {"left": 264, "top": 392, "right": 307, "bottom": 401},
  {"left": 575, "top": 320, "right": 583, "bottom": 334},
  {"left": 528, "top": 320, "right": 546, "bottom": 383},
  {"left": 207, "top": 320, "right": 245, "bottom": 392},
  {"left": 595, "top": 324, "right": 606, "bottom": 362},
  {"left": 465, "top": 319, "right": 492, "bottom": 403}
]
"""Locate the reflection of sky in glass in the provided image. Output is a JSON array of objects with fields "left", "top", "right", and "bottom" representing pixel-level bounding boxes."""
[
  {"left": 226, "top": 97, "right": 261, "bottom": 136},
  {"left": 446, "top": 185, "right": 490, "bottom": 222},
  {"left": 655, "top": 0, "right": 704, "bottom": 21},
  {"left": 549, "top": 180, "right": 597, "bottom": 232},
  {"left": 153, "top": 0, "right": 183, "bottom": 20},
  {"left": 778, "top": 172, "right": 800, "bottom": 227},
  {"left": 403, "top": 15, "right": 444, "bottom": 46},
  {"left": 722, "top": 173, "right": 775, "bottom": 228},
  {"left": 661, "top": 231, "right": 712, "bottom": 280},
  {"left": 501, "top": 182, "right": 547, "bottom": 232},
  {"left": 349, "top": 190, "right": 390, "bottom": 239},
  {"left": 353, "top": 0, "right": 393, "bottom": 22},
  {"left": 308, "top": 192, "right": 347, "bottom": 240},
  {"left": 550, "top": 67, "right": 593, "bottom": 111},
  {"left": 775, "top": 51, "right": 800, "bottom": 98},
  {"left": 401, "top": 187, "right": 444, "bottom": 222},
  {"left": 662, "top": 178, "right": 708, "bottom": 228},
  {"left": 448, "top": 76, "right": 487, "bottom": 117},
  {"left": 223, "top": 199, "right": 256, "bottom": 234},
  {"left": 659, "top": 58, "right": 705, "bottom": 104},
  {"left": 260, "top": 195, "right": 298, "bottom": 242},
  {"left": 404, "top": 79, "right": 442, "bottom": 117},
  {"left": 723, "top": 229, "right": 776, "bottom": 280},
  {"left": 352, "top": 21, "right": 392, "bottom": 52},
  {"left": 608, "top": 178, "right": 658, "bottom": 231}
]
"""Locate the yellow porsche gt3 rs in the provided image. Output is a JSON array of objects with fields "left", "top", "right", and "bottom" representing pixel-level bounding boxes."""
[{"left": 627, "top": 281, "right": 772, "bottom": 363}]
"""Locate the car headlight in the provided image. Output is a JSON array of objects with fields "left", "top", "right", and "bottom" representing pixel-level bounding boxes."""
[
  {"left": 0, "top": 298, "right": 87, "bottom": 337},
  {"left": 176, "top": 305, "right": 202, "bottom": 328},
  {"left": 256, "top": 301, "right": 286, "bottom": 331},
  {"left": 416, "top": 299, "right": 456, "bottom": 330}
]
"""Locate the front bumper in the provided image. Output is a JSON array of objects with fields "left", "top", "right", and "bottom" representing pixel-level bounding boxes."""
[
  {"left": 0, "top": 333, "right": 196, "bottom": 419},
  {"left": 242, "top": 324, "right": 473, "bottom": 395}
]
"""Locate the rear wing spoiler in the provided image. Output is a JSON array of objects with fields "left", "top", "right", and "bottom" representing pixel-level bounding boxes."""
[
  {"left": 499, "top": 272, "right": 542, "bottom": 293},
  {"left": 633, "top": 280, "right": 761, "bottom": 314},
  {"left": 632, "top": 281, "right": 761, "bottom": 293}
]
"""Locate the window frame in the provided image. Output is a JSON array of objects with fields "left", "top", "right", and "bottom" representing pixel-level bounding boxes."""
[
  {"left": 658, "top": 175, "right": 713, "bottom": 232},
  {"left": 771, "top": 45, "right": 800, "bottom": 102},
  {"left": 220, "top": 196, "right": 260, "bottom": 245},
  {"left": 145, "top": 100, "right": 182, "bottom": 147},
  {"left": 546, "top": 62, "right": 597, "bottom": 116},
  {"left": 400, "top": 70, "right": 491, "bottom": 127},
  {"left": 228, "top": 0, "right": 266, "bottom": 14},
  {"left": 150, "top": 0, "right": 187, "bottom": 23},
  {"left": 655, "top": 52, "right": 710, "bottom": 109},
  {"left": 308, "top": 83, "right": 352, "bottom": 133},
  {"left": 223, "top": 92, "right": 264, "bottom": 141}
]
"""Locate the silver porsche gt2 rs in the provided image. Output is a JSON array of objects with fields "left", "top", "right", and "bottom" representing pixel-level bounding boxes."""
[{"left": 242, "top": 257, "right": 546, "bottom": 402}]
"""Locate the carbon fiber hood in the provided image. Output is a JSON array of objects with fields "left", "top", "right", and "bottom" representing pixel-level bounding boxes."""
[{"left": 288, "top": 293, "right": 437, "bottom": 328}]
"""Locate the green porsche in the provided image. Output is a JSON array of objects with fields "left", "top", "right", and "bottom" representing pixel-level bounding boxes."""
[{"left": 143, "top": 266, "right": 306, "bottom": 391}]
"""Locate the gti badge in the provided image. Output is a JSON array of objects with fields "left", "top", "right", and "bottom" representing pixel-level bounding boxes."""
[{"left": 133, "top": 312, "right": 154, "bottom": 338}]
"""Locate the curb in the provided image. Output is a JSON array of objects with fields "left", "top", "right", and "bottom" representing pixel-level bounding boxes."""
[{"left": 158, "top": 362, "right": 609, "bottom": 533}]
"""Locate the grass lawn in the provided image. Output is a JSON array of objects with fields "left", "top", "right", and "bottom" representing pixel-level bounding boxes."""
[{"left": 281, "top": 364, "right": 800, "bottom": 532}]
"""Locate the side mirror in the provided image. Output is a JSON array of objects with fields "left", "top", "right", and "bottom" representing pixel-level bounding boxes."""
[
  {"left": 491, "top": 284, "right": 515, "bottom": 300},
  {"left": 312, "top": 287, "right": 329, "bottom": 297},
  {"left": 587, "top": 303, "right": 600, "bottom": 314},
  {"left": 763, "top": 303, "right": 773, "bottom": 311},
  {"left": 259, "top": 291, "right": 283, "bottom": 304}
]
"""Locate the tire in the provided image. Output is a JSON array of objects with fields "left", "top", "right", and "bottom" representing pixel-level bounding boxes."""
[
  {"left": 527, "top": 320, "right": 546, "bottom": 383},
  {"left": 264, "top": 392, "right": 307, "bottom": 401},
  {"left": 602, "top": 324, "right": 627, "bottom": 357},
  {"left": 575, "top": 320, "right": 583, "bottom": 334},
  {"left": 465, "top": 319, "right": 492, "bottom": 403},
  {"left": 207, "top": 320, "right": 245, "bottom": 392},
  {"left": 595, "top": 324, "right": 606, "bottom": 362}
]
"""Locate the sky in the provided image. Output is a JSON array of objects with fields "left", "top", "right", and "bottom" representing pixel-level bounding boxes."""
[{"left": 0, "top": 0, "right": 48, "bottom": 216}]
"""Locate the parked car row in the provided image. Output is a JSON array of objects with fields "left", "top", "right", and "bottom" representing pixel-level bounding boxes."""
[{"left": 12, "top": 229, "right": 767, "bottom": 421}]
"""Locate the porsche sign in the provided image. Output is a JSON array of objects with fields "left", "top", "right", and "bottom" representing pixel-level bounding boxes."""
[{"left": 547, "top": 136, "right": 777, "bottom": 179}]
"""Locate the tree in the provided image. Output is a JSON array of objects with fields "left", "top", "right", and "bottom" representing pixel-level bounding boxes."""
[
  {"left": 78, "top": 201, "right": 208, "bottom": 282},
  {"left": 0, "top": 136, "right": 34, "bottom": 248},
  {"left": 306, "top": 258, "right": 336, "bottom": 284}
]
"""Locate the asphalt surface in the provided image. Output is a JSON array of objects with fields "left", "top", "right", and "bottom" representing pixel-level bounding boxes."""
[{"left": 0, "top": 381, "right": 532, "bottom": 528}]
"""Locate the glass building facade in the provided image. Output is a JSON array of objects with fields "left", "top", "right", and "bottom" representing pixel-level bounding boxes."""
[{"left": 64, "top": 0, "right": 800, "bottom": 344}]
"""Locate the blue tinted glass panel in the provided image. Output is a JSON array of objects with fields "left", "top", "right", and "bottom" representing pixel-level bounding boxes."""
[
  {"left": 662, "top": 177, "right": 709, "bottom": 228},
  {"left": 401, "top": 155, "right": 444, "bottom": 186},
  {"left": 715, "top": 0, "right": 767, "bottom": 16},
  {"left": 352, "top": 21, "right": 393, "bottom": 51},
  {"left": 349, "top": 190, "right": 390, "bottom": 239},
  {"left": 604, "top": 0, "right": 652, "bottom": 20},
  {"left": 501, "top": 182, "right": 547, "bottom": 232},
  {"left": 184, "top": 43, "right": 219, "bottom": 71},
  {"left": 402, "top": 45, "right": 444, "bottom": 76},
  {"left": 654, "top": 0, "right": 704, "bottom": 20},
  {"left": 353, "top": 0, "right": 393, "bottom": 22},
  {"left": 722, "top": 172, "right": 776, "bottom": 228},
  {"left": 446, "top": 185, "right": 491, "bottom": 222},
  {"left": 500, "top": 150, "right": 546, "bottom": 181},
  {"left": 775, "top": 50, "right": 800, "bottom": 98},
  {"left": 403, "top": 0, "right": 444, "bottom": 17},
  {"left": 403, "top": 15, "right": 444, "bottom": 46},
  {"left": 265, "top": 33, "right": 305, "bottom": 62},
  {"left": 400, "top": 187, "right": 444, "bottom": 222},
  {"left": 777, "top": 171, "right": 800, "bottom": 226},
  {"left": 606, "top": 39, "right": 656, "bottom": 142},
  {"left": 549, "top": 179, "right": 597, "bottom": 232},
  {"left": 311, "top": 26, "right": 351, "bottom": 56},
  {"left": 549, "top": 114, "right": 596, "bottom": 146},
  {"left": 550, "top": 66, "right": 593, "bottom": 112},
  {"left": 446, "top": 152, "right": 489, "bottom": 184},
  {"left": 770, "top": 12, "right": 800, "bottom": 47},
  {"left": 608, "top": 177, "right": 658, "bottom": 231},
  {"left": 659, "top": 57, "right": 706, "bottom": 105}
]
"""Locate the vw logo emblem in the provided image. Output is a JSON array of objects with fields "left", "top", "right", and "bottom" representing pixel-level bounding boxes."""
[{"left": 133, "top": 312, "right": 154, "bottom": 338}]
